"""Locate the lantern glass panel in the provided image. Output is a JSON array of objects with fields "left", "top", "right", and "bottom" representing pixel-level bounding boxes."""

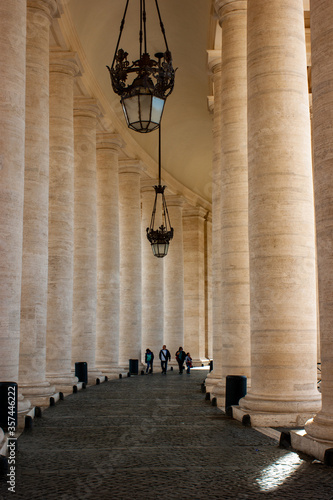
[{"left": 151, "top": 96, "right": 165, "bottom": 125}]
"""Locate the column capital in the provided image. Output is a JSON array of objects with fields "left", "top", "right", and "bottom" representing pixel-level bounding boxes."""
[
  {"left": 215, "top": 0, "right": 247, "bottom": 24},
  {"left": 50, "top": 49, "right": 82, "bottom": 77},
  {"left": 165, "top": 195, "right": 185, "bottom": 208},
  {"left": 183, "top": 205, "right": 207, "bottom": 220},
  {"left": 207, "top": 50, "right": 222, "bottom": 76},
  {"left": 119, "top": 159, "right": 146, "bottom": 176},
  {"left": 74, "top": 96, "right": 103, "bottom": 119},
  {"left": 27, "top": 0, "right": 59, "bottom": 20},
  {"left": 96, "top": 133, "right": 125, "bottom": 152},
  {"left": 141, "top": 178, "right": 158, "bottom": 193}
]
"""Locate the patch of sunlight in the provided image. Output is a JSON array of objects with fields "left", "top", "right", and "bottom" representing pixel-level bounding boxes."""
[{"left": 256, "top": 452, "right": 304, "bottom": 492}]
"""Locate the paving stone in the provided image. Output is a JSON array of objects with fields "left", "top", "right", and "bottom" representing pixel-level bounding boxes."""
[{"left": 0, "top": 369, "right": 332, "bottom": 499}]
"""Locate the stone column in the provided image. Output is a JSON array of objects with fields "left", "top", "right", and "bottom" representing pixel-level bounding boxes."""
[
  {"left": 118, "top": 161, "right": 144, "bottom": 368},
  {"left": 0, "top": 0, "right": 30, "bottom": 413},
  {"left": 95, "top": 133, "right": 123, "bottom": 375},
  {"left": 19, "top": 0, "right": 58, "bottom": 405},
  {"left": 183, "top": 206, "right": 207, "bottom": 364},
  {"left": 46, "top": 51, "right": 80, "bottom": 391},
  {"left": 206, "top": 58, "right": 223, "bottom": 392},
  {"left": 164, "top": 196, "right": 185, "bottom": 359},
  {"left": 237, "top": 0, "right": 321, "bottom": 426},
  {"left": 205, "top": 214, "right": 213, "bottom": 360},
  {"left": 72, "top": 97, "right": 103, "bottom": 384},
  {"left": 211, "top": 0, "right": 251, "bottom": 405},
  {"left": 141, "top": 179, "right": 164, "bottom": 363},
  {"left": 296, "top": 0, "right": 333, "bottom": 458}
]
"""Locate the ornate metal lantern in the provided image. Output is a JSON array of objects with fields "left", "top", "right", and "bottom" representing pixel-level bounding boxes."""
[
  {"left": 107, "top": 0, "right": 176, "bottom": 133},
  {"left": 146, "top": 127, "right": 173, "bottom": 257}
]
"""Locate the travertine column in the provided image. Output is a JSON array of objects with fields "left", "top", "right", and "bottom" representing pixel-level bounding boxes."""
[
  {"left": 302, "top": 0, "right": 333, "bottom": 452},
  {"left": 0, "top": 0, "right": 30, "bottom": 412},
  {"left": 206, "top": 58, "right": 223, "bottom": 391},
  {"left": 19, "top": 0, "right": 58, "bottom": 404},
  {"left": 141, "top": 179, "right": 164, "bottom": 362},
  {"left": 164, "top": 196, "right": 184, "bottom": 358},
  {"left": 183, "top": 206, "right": 207, "bottom": 364},
  {"left": 205, "top": 214, "right": 213, "bottom": 360},
  {"left": 95, "top": 133, "right": 123, "bottom": 374},
  {"left": 238, "top": 0, "right": 321, "bottom": 426},
  {"left": 46, "top": 51, "right": 80, "bottom": 390},
  {"left": 118, "top": 161, "right": 144, "bottom": 367},
  {"left": 72, "top": 97, "right": 103, "bottom": 383},
  {"left": 212, "top": 0, "right": 251, "bottom": 404}
]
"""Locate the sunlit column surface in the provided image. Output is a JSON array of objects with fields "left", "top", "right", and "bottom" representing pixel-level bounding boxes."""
[
  {"left": 141, "top": 179, "right": 164, "bottom": 364},
  {"left": 164, "top": 195, "right": 185, "bottom": 359},
  {"left": 46, "top": 51, "right": 80, "bottom": 391},
  {"left": 238, "top": 0, "right": 320, "bottom": 425},
  {"left": 95, "top": 133, "right": 123, "bottom": 374},
  {"left": 205, "top": 59, "right": 223, "bottom": 392},
  {"left": 183, "top": 206, "right": 207, "bottom": 365},
  {"left": 212, "top": 0, "right": 251, "bottom": 405},
  {"left": 72, "top": 97, "right": 103, "bottom": 384},
  {"left": 304, "top": 0, "right": 333, "bottom": 448},
  {"left": 118, "top": 161, "right": 144, "bottom": 368},
  {"left": 0, "top": 0, "right": 30, "bottom": 412},
  {"left": 205, "top": 214, "right": 213, "bottom": 360},
  {"left": 19, "top": 0, "right": 58, "bottom": 405}
]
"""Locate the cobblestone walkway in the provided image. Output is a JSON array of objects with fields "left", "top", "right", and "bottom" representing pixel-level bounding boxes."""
[{"left": 1, "top": 369, "right": 333, "bottom": 499}]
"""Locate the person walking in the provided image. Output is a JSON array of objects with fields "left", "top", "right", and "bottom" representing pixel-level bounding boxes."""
[
  {"left": 175, "top": 347, "right": 186, "bottom": 374},
  {"left": 145, "top": 348, "right": 154, "bottom": 374},
  {"left": 159, "top": 345, "right": 171, "bottom": 374},
  {"left": 185, "top": 352, "right": 192, "bottom": 374}
]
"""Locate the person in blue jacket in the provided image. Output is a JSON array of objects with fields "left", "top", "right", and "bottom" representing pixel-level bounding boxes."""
[{"left": 145, "top": 348, "right": 154, "bottom": 373}]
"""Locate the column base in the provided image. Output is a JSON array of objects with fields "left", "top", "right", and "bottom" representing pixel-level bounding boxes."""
[
  {"left": 20, "top": 381, "right": 57, "bottom": 407},
  {"left": 210, "top": 380, "right": 225, "bottom": 408},
  {"left": 96, "top": 364, "right": 128, "bottom": 379},
  {"left": 205, "top": 373, "right": 223, "bottom": 394},
  {"left": 290, "top": 429, "right": 333, "bottom": 463},
  {"left": 85, "top": 368, "right": 105, "bottom": 385},
  {"left": 46, "top": 372, "right": 79, "bottom": 394},
  {"left": 232, "top": 405, "right": 317, "bottom": 427},
  {"left": 191, "top": 357, "right": 209, "bottom": 367},
  {"left": 18, "top": 392, "right": 31, "bottom": 413}
]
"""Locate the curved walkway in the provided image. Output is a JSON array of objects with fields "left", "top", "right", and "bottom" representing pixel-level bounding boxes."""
[{"left": 1, "top": 369, "right": 332, "bottom": 499}]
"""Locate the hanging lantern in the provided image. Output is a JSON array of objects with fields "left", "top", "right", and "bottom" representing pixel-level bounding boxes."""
[
  {"left": 107, "top": 0, "right": 176, "bottom": 133},
  {"left": 146, "top": 127, "right": 173, "bottom": 257},
  {"left": 147, "top": 185, "right": 173, "bottom": 258}
]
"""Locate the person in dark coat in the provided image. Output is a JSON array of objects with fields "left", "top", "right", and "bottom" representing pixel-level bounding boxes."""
[
  {"left": 175, "top": 347, "right": 186, "bottom": 374},
  {"left": 159, "top": 345, "right": 171, "bottom": 374}
]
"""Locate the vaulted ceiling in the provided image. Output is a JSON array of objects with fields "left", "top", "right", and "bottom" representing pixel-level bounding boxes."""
[
  {"left": 62, "top": 0, "right": 214, "bottom": 206},
  {"left": 54, "top": 1, "right": 311, "bottom": 209}
]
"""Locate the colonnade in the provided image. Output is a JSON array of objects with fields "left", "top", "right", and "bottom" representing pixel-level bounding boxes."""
[
  {"left": 3, "top": 0, "right": 333, "bottom": 466},
  {"left": 0, "top": 0, "right": 212, "bottom": 439},
  {"left": 207, "top": 0, "right": 333, "bottom": 461}
]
